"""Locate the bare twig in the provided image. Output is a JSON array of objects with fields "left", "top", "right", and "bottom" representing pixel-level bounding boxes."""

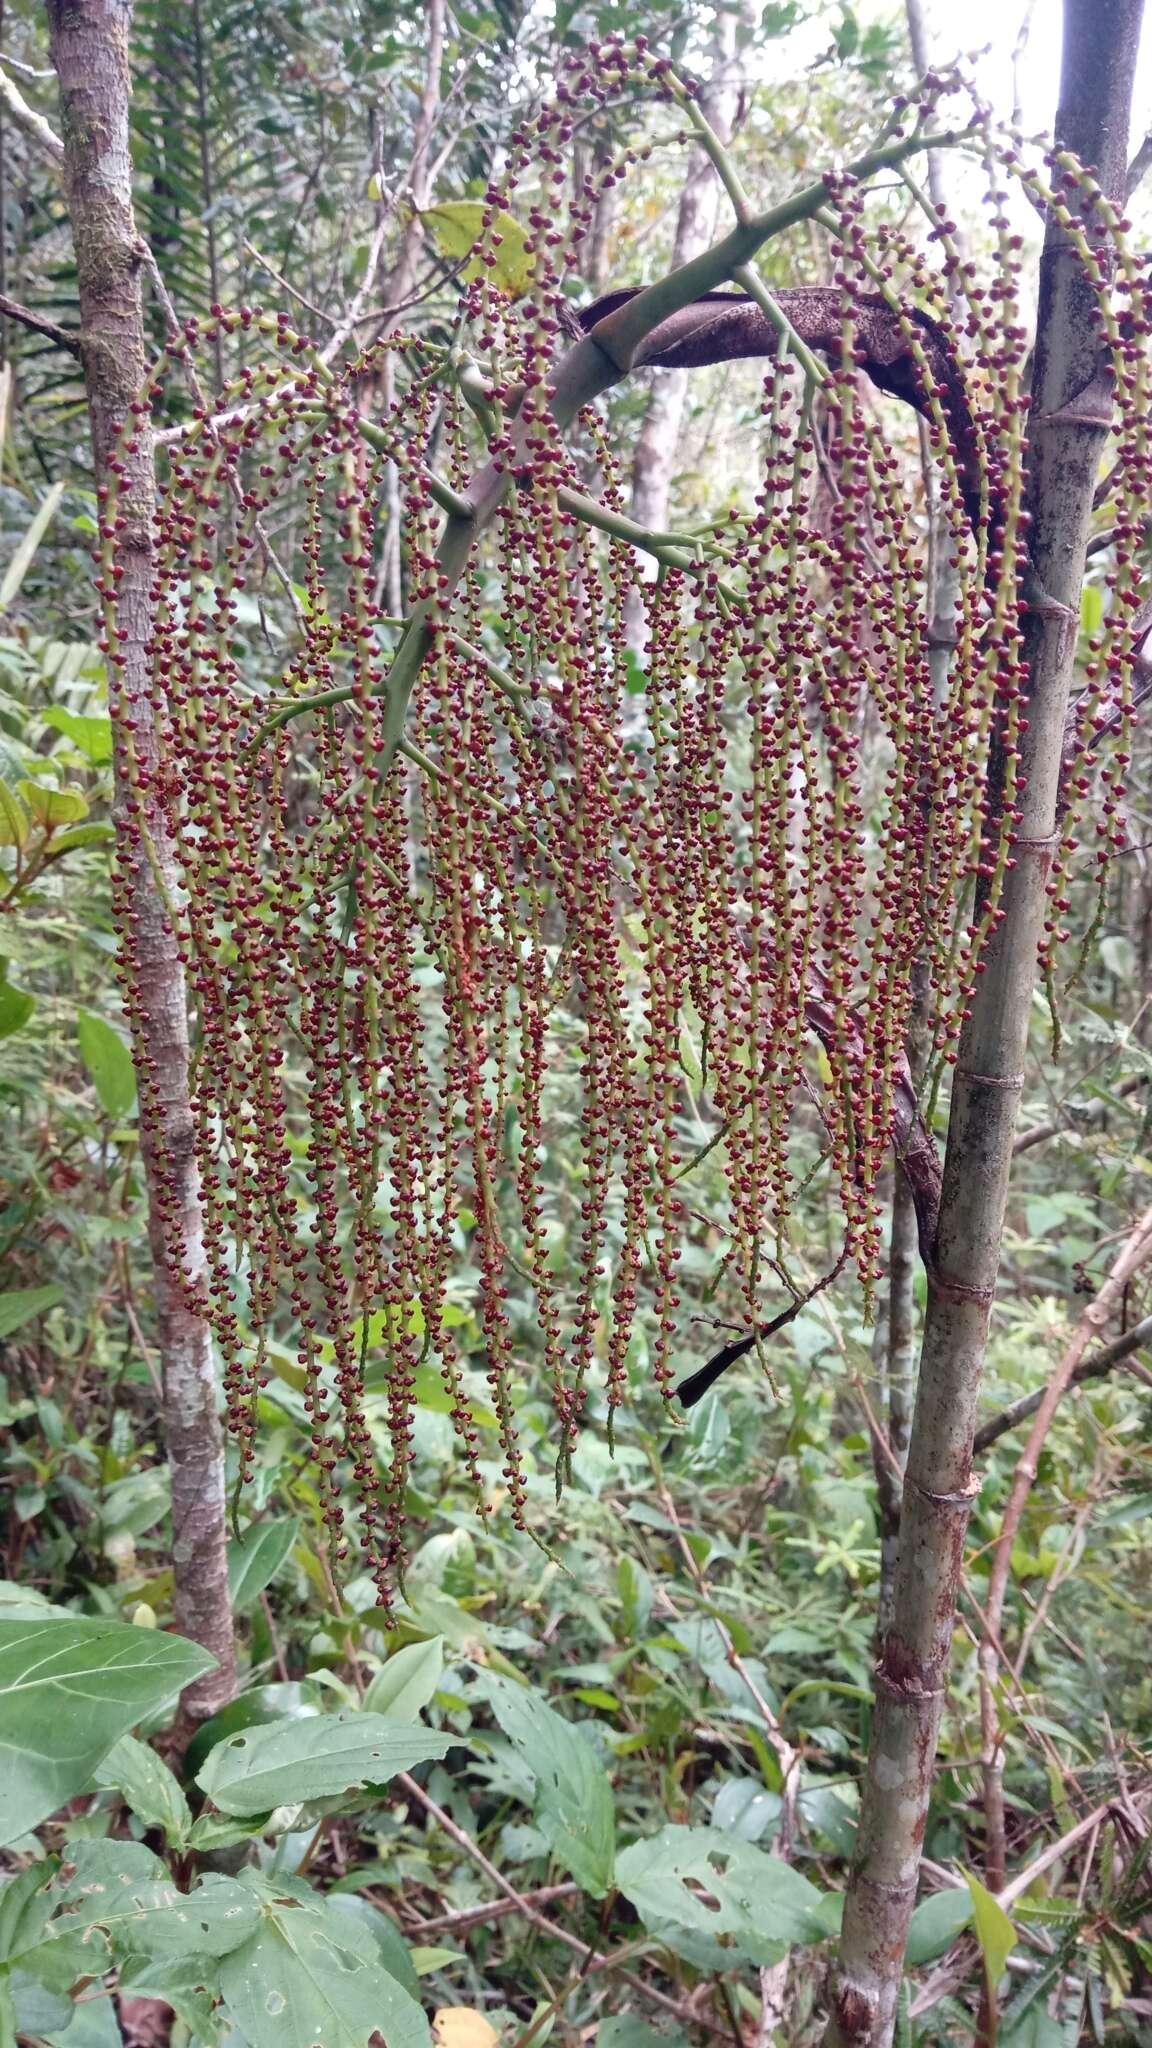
[
  {"left": 0, "top": 61, "right": 63, "bottom": 162},
  {"left": 0, "top": 288, "right": 80, "bottom": 355},
  {"left": 974, "top": 1310, "right": 1152, "bottom": 1451}
]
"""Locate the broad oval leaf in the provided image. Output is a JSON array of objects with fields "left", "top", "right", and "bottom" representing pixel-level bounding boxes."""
[
  {"left": 196, "top": 1710, "right": 452, "bottom": 1816},
  {"left": 905, "top": 1885, "right": 973, "bottom": 1965},
  {"left": 0, "top": 979, "right": 35, "bottom": 1038},
  {"left": 422, "top": 201, "right": 533, "bottom": 295},
  {"left": 77, "top": 1009, "right": 137, "bottom": 1119},
  {"left": 227, "top": 1517, "right": 299, "bottom": 1612},
  {"left": 0, "top": 783, "right": 29, "bottom": 846},
  {"left": 362, "top": 1637, "right": 444, "bottom": 1721},
  {"left": 0, "top": 1618, "right": 215, "bottom": 1844},
  {"left": 41, "top": 707, "right": 114, "bottom": 765},
  {"left": 20, "top": 780, "right": 90, "bottom": 826}
]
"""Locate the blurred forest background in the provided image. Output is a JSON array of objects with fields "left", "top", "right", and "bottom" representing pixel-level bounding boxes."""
[{"left": 4, "top": 1, "right": 1152, "bottom": 2043}]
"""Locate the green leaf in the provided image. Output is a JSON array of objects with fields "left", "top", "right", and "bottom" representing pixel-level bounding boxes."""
[
  {"left": 598, "top": 2024, "right": 688, "bottom": 2048},
  {"left": 77, "top": 1009, "right": 137, "bottom": 1118},
  {"left": 181, "top": 1679, "right": 323, "bottom": 1779},
  {"left": 362, "top": 1638, "right": 444, "bottom": 1721},
  {"left": 19, "top": 781, "right": 89, "bottom": 826},
  {"left": 219, "top": 1872, "right": 431, "bottom": 2048},
  {"left": 0, "top": 1287, "right": 63, "bottom": 1339},
  {"left": 41, "top": 1990, "right": 124, "bottom": 2045},
  {"left": 422, "top": 202, "right": 533, "bottom": 294},
  {"left": 196, "top": 1711, "right": 452, "bottom": 1816},
  {"left": 0, "top": 784, "right": 29, "bottom": 847},
  {"left": 0, "top": 1618, "right": 215, "bottom": 1843},
  {"left": 475, "top": 1672, "right": 615, "bottom": 1897},
  {"left": 49, "top": 822, "right": 115, "bottom": 853},
  {"left": 324, "top": 1894, "right": 421, "bottom": 1998},
  {"left": 41, "top": 708, "right": 114, "bottom": 765},
  {"left": 964, "top": 1868, "right": 1017, "bottom": 1996},
  {"left": 94, "top": 1732, "right": 192, "bottom": 1846},
  {"left": 0, "top": 980, "right": 34, "bottom": 1039},
  {"left": 1080, "top": 582, "right": 1104, "bottom": 636},
  {"left": 0, "top": 484, "right": 65, "bottom": 613},
  {"left": 227, "top": 1518, "right": 299, "bottom": 1612},
  {"left": 116, "top": 1951, "right": 218, "bottom": 2039},
  {"left": 0, "top": 1859, "right": 61, "bottom": 1964},
  {"left": 614, "top": 1825, "right": 830, "bottom": 1965},
  {"left": 55, "top": 1841, "right": 259, "bottom": 1959},
  {"left": 905, "top": 1886, "right": 973, "bottom": 1965}
]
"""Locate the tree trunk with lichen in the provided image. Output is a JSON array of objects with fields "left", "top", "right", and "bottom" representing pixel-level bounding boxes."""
[
  {"left": 824, "top": 1, "right": 1145, "bottom": 2038},
  {"left": 46, "top": 0, "right": 235, "bottom": 1718}
]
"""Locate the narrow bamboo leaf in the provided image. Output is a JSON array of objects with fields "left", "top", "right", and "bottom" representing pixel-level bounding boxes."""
[
  {"left": 196, "top": 1711, "right": 452, "bottom": 1816},
  {"left": 0, "top": 484, "right": 65, "bottom": 613}
]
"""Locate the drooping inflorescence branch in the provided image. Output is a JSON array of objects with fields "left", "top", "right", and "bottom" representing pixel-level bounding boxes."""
[{"left": 98, "top": 41, "right": 1152, "bottom": 1607}]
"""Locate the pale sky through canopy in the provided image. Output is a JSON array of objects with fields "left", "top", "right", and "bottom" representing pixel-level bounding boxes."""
[{"left": 913, "top": 0, "right": 1152, "bottom": 147}]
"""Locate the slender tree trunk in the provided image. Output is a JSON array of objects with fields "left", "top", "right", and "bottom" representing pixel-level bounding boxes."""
[
  {"left": 825, "top": 1, "right": 1145, "bottom": 2038},
  {"left": 46, "top": 0, "right": 235, "bottom": 1718}
]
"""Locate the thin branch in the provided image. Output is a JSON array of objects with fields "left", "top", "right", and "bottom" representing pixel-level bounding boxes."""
[
  {"left": 0, "top": 63, "right": 63, "bottom": 163},
  {"left": 0, "top": 288, "right": 80, "bottom": 355},
  {"left": 394, "top": 1770, "right": 690, "bottom": 2023},
  {"left": 1012, "top": 1068, "right": 1146, "bottom": 1155},
  {"left": 974, "top": 1310, "right": 1152, "bottom": 1451}
]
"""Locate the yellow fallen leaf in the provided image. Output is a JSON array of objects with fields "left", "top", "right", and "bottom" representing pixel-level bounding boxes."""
[{"left": 433, "top": 2009, "right": 500, "bottom": 2048}]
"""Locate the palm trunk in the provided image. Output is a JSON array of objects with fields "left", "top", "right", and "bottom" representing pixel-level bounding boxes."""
[
  {"left": 825, "top": 1, "right": 1145, "bottom": 2037},
  {"left": 46, "top": 0, "right": 235, "bottom": 1719}
]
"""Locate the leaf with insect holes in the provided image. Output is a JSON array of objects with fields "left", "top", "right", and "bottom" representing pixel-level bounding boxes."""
[
  {"left": 218, "top": 1871, "right": 430, "bottom": 2048},
  {"left": 614, "top": 1825, "right": 831, "bottom": 1966},
  {"left": 196, "top": 1711, "right": 452, "bottom": 1815}
]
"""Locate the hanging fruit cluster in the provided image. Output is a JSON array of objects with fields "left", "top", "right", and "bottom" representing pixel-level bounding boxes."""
[{"left": 98, "top": 43, "right": 1152, "bottom": 1604}]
